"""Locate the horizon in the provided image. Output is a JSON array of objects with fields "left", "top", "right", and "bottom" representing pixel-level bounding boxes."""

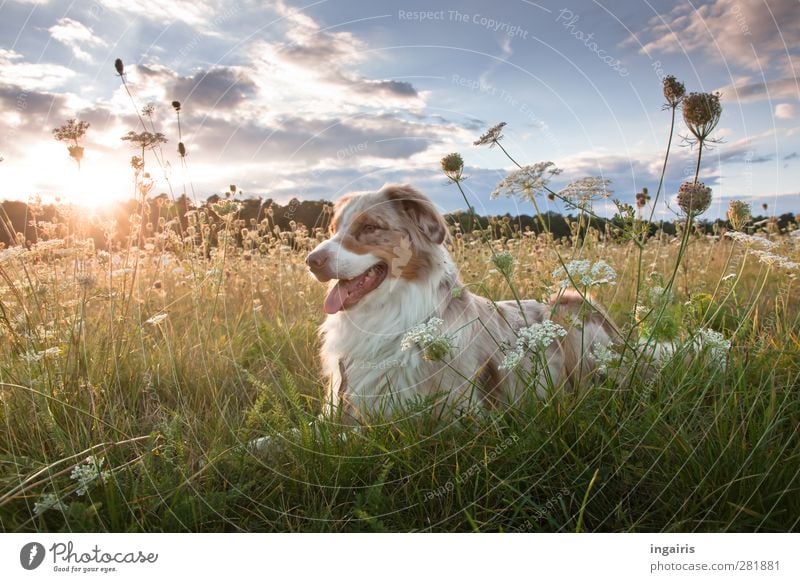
[{"left": 1, "top": 0, "right": 799, "bottom": 220}]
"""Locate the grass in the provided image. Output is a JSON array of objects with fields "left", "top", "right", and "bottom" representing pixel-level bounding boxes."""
[{"left": 1, "top": 218, "right": 799, "bottom": 532}]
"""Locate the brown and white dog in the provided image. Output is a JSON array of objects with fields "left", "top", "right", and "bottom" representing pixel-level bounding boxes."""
[{"left": 306, "top": 184, "right": 618, "bottom": 423}]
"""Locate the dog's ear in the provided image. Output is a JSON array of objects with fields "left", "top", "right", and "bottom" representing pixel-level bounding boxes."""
[{"left": 384, "top": 184, "right": 447, "bottom": 244}]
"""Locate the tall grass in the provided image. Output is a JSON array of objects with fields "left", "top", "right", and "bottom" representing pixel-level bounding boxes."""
[{"left": 0, "top": 71, "right": 799, "bottom": 532}]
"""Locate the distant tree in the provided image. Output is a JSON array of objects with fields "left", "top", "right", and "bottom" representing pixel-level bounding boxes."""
[{"left": 52, "top": 119, "right": 90, "bottom": 168}]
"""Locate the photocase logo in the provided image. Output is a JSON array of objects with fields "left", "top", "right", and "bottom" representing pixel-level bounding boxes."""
[{"left": 20, "top": 542, "right": 46, "bottom": 570}]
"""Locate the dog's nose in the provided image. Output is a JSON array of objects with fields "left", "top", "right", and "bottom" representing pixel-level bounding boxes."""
[{"left": 306, "top": 251, "right": 329, "bottom": 273}]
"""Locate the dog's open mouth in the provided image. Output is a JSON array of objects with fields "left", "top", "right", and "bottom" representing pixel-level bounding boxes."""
[{"left": 324, "top": 262, "right": 388, "bottom": 314}]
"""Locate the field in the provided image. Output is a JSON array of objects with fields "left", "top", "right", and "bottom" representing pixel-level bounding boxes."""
[{"left": 1, "top": 203, "right": 799, "bottom": 532}]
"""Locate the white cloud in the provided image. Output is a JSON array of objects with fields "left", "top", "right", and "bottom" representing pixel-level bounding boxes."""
[
  {"left": 0, "top": 49, "right": 75, "bottom": 91},
  {"left": 632, "top": 0, "right": 800, "bottom": 73},
  {"left": 775, "top": 103, "right": 796, "bottom": 120},
  {"left": 48, "top": 18, "right": 106, "bottom": 62}
]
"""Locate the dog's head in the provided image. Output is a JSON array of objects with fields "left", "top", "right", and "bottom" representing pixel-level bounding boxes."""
[{"left": 306, "top": 184, "right": 448, "bottom": 314}]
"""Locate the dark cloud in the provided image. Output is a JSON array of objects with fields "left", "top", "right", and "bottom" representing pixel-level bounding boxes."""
[
  {"left": 783, "top": 152, "right": 799, "bottom": 161},
  {"left": 137, "top": 64, "right": 257, "bottom": 110}
]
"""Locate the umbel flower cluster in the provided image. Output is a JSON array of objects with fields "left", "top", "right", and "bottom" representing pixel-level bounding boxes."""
[
  {"left": 401, "top": 317, "right": 455, "bottom": 361},
  {"left": 500, "top": 320, "right": 568, "bottom": 370}
]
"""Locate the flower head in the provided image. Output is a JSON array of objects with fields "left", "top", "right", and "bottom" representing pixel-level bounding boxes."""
[
  {"left": 490, "top": 162, "right": 561, "bottom": 201},
  {"left": 34, "top": 493, "right": 67, "bottom": 515},
  {"left": 491, "top": 251, "right": 514, "bottom": 278},
  {"left": 499, "top": 320, "right": 568, "bottom": 370},
  {"left": 70, "top": 456, "right": 110, "bottom": 496},
  {"left": 474, "top": 122, "right": 507, "bottom": 147},
  {"left": 662, "top": 75, "right": 686, "bottom": 108},
  {"left": 683, "top": 92, "right": 722, "bottom": 142},
  {"left": 401, "top": 317, "right": 455, "bottom": 361},
  {"left": 440, "top": 153, "right": 464, "bottom": 182},
  {"left": 677, "top": 181, "right": 712, "bottom": 216},
  {"left": 558, "top": 177, "right": 613, "bottom": 203},
  {"left": 727, "top": 200, "right": 751, "bottom": 231},
  {"left": 552, "top": 260, "right": 616, "bottom": 289}
]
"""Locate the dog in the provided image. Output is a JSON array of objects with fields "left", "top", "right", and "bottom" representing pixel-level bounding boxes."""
[{"left": 305, "top": 184, "right": 620, "bottom": 424}]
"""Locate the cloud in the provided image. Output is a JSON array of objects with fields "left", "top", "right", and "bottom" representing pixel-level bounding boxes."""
[
  {"left": 775, "top": 103, "right": 796, "bottom": 120},
  {"left": 784, "top": 152, "right": 799, "bottom": 161},
  {"left": 135, "top": 64, "right": 258, "bottom": 110},
  {"left": 96, "top": 0, "right": 221, "bottom": 33},
  {"left": 632, "top": 0, "right": 800, "bottom": 73},
  {"left": 48, "top": 18, "right": 106, "bottom": 62},
  {"left": 716, "top": 77, "right": 800, "bottom": 104},
  {"left": 0, "top": 49, "right": 75, "bottom": 91}
]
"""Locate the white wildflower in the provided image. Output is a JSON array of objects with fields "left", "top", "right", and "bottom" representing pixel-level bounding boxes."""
[
  {"left": 694, "top": 328, "right": 731, "bottom": 362},
  {"left": 34, "top": 493, "right": 67, "bottom": 515},
  {"left": 552, "top": 260, "right": 616, "bottom": 289},
  {"left": 401, "top": 317, "right": 454, "bottom": 361},
  {"left": 490, "top": 162, "right": 562, "bottom": 201},
  {"left": 0, "top": 246, "right": 26, "bottom": 263},
  {"left": 70, "top": 456, "right": 110, "bottom": 496},
  {"left": 750, "top": 250, "right": 799, "bottom": 270},
  {"left": 590, "top": 341, "right": 618, "bottom": 374},
  {"left": 500, "top": 320, "right": 567, "bottom": 370},
  {"left": 724, "top": 231, "right": 777, "bottom": 249},
  {"left": 145, "top": 313, "right": 169, "bottom": 326},
  {"left": 558, "top": 176, "right": 613, "bottom": 202}
]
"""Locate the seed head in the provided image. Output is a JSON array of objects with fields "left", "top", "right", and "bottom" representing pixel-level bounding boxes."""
[
  {"left": 474, "top": 122, "right": 507, "bottom": 147},
  {"left": 677, "top": 181, "right": 712, "bottom": 216},
  {"left": 683, "top": 92, "right": 722, "bottom": 142},
  {"left": 441, "top": 152, "right": 464, "bottom": 182},
  {"left": 172, "top": 100, "right": 181, "bottom": 112},
  {"left": 727, "top": 200, "right": 751, "bottom": 231},
  {"left": 114, "top": 58, "right": 124, "bottom": 76},
  {"left": 662, "top": 75, "right": 686, "bottom": 107}
]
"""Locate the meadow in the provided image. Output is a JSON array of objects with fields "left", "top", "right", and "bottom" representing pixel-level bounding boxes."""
[{"left": 1, "top": 77, "right": 799, "bottom": 533}]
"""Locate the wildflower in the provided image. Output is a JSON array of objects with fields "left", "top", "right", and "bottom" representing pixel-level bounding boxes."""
[
  {"left": 114, "top": 58, "right": 124, "bottom": 76},
  {"left": 558, "top": 177, "right": 612, "bottom": 203},
  {"left": 552, "top": 260, "right": 616, "bottom": 289},
  {"left": 212, "top": 199, "right": 242, "bottom": 217},
  {"left": 178, "top": 142, "right": 186, "bottom": 157},
  {"left": 121, "top": 131, "right": 168, "bottom": 151},
  {"left": 683, "top": 92, "right": 722, "bottom": 142},
  {"left": 727, "top": 200, "right": 751, "bottom": 231},
  {"left": 491, "top": 251, "right": 514, "bottom": 278},
  {"left": 172, "top": 100, "right": 181, "bottom": 112},
  {"left": 750, "top": 250, "right": 799, "bottom": 270},
  {"left": 473, "top": 122, "right": 507, "bottom": 147},
  {"left": 441, "top": 153, "right": 464, "bottom": 182},
  {"left": 34, "top": 493, "right": 67, "bottom": 515},
  {"left": 662, "top": 75, "right": 686, "bottom": 108},
  {"left": 145, "top": 313, "right": 168, "bottom": 326},
  {"left": 590, "top": 341, "right": 618, "bottom": 374},
  {"left": 676, "top": 181, "right": 712, "bottom": 216},
  {"left": 694, "top": 328, "right": 731, "bottom": 363},
  {"left": 401, "top": 317, "right": 455, "bottom": 361},
  {"left": 724, "top": 231, "right": 776, "bottom": 249},
  {"left": 490, "top": 162, "right": 562, "bottom": 201},
  {"left": 499, "top": 320, "right": 567, "bottom": 370},
  {"left": 0, "top": 246, "right": 25, "bottom": 263},
  {"left": 70, "top": 456, "right": 110, "bottom": 496}
]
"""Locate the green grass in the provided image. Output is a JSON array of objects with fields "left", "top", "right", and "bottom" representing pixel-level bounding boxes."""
[{"left": 1, "top": 225, "right": 799, "bottom": 532}]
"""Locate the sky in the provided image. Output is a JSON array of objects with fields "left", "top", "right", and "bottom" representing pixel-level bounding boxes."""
[{"left": 0, "top": 0, "right": 798, "bottom": 220}]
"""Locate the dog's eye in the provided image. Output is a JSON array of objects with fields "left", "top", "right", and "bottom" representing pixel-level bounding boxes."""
[{"left": 361, "top": 224, "right": 377, "bottom": 234}]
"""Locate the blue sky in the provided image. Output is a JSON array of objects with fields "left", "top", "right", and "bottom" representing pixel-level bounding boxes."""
[{"left": 0, "top": 0, "right": 798, "bottom": 219}]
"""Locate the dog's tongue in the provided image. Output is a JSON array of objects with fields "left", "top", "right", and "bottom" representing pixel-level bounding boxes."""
[{"left": 324, "top": 276, "right": 364, "bottom": 315}]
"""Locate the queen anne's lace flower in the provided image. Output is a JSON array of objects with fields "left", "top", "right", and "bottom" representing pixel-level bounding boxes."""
[
  {"left": 490, "top": 162, "right": 562, "bottom": 201},
  {"left": 590, "top": 341, "right": 618, "bottom": 374},
  {"left": 34, "top": 493, "right": 67, "bottom": 515},
  {"left": 552, "top": 260, "right": 616, "bottom": 289},
  {"left": 558, "top": 177, "right": 612, "bottom": 203},
  {"left": 694, "top": 328, "right": 731, "bottom": 366},
  {"left": 401, "top": 317, "right": 455, "bottom": 361},
  {"left": 724, "top": 231, "right": 776, "bottom": 249},
  {"left": 70, "top": 456, "right": 111, "bottom": 496},
  {"left": 500, "top": 320, "right": 568, "bottom": 370}
]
